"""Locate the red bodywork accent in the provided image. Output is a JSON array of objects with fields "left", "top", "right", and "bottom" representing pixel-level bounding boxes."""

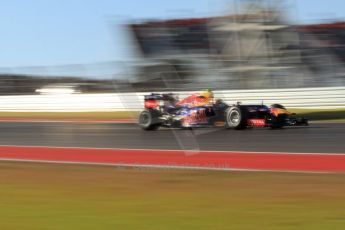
[
  {"left": 270, "top": 108, "right": 289, "bottom": 117},
  {"left": 247, "top": 119, "right": 266, "bottom": 127},
  {"left": 144, "top": 100, "right": 159, "bottom": 109},
  {"left": 176, "top": 93, "right": 209, "bottom": 107}
]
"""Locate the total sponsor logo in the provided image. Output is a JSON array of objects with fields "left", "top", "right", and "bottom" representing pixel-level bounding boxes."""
[{"left": 247, "top": 119, "right": 266, "bottom": 127}]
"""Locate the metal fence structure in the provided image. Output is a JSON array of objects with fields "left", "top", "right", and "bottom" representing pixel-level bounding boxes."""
[{"left": 0, "top": 86, "right": 343, "bottom": 112}]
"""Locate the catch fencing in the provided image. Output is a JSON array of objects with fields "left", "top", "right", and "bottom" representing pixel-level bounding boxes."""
[{"left": 0, "top": 87, "right": 343, "bottom": 112}]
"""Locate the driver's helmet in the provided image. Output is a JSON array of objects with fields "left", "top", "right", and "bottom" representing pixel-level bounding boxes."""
[
  {"left": 199, "top": 89, "right": 214, "bottom": 104},
  {"left": 200, "top": 89, "right": 214, "bottom": 100}
]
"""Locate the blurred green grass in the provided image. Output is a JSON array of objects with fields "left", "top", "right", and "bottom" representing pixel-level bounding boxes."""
[
  {"left": 0, "top": 162, "right": 345, "bottom": 230},
  {"left": 290, "top": 109, "right": 345, "bottom": 121}
]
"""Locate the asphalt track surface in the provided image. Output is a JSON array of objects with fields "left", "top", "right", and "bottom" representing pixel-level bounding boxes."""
[{"left": 0, "top": 122, "right": 344, "bottom": 153}]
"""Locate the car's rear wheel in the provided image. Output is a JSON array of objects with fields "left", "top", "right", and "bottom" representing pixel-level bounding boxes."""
[
  {"left": 138, "top": 109, "right": 161, "bottom": 131},
  {"left": 225, "top": 107, "right": 247, "bottom": 130}
]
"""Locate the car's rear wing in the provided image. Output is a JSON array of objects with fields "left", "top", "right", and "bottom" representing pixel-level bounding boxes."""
[
  {"left": 144, "top": 93, "right": 176, "bottom": 109},
  {"left": 144, "top": 93, "right": 164, "bottom": 101}
]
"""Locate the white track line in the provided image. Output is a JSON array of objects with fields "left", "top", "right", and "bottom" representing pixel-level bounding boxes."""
[{"left": 0, "top": 158, "right": 334, "bottom": 174}]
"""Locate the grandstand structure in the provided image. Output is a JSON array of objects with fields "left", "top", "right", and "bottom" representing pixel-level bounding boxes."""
[{"left": 128, "top": 3, "right": 345, "bottom": 91}]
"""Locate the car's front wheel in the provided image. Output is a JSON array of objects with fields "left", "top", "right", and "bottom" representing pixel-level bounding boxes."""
[{"left": 225, "top": 107, "right": 247, "bottom": 130}]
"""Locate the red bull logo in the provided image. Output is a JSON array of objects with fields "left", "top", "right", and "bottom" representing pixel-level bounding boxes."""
[{"left": 182, "top": 109, "right": 207, "bottom": 126}]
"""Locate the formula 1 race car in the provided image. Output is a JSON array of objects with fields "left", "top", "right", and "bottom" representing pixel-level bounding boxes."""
[{"left": 138, "top": 92, "right": 309, "bottom": 130}]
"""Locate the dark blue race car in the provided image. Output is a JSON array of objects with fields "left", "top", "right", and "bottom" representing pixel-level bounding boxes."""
[{"left": 138, "top": 93, "right": 308, "bottom": 130}]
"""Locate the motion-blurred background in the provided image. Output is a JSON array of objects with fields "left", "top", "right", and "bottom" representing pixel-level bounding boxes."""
[
  {"left": 0, "top": 0, "right": 343, "bottom": 119},
  {"left": 0, "top": 0, "right": 344, "bottom": 94}
]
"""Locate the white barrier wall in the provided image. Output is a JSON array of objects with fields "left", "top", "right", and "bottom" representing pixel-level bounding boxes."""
[{"left": 0, "top": 87, "right": 344, "bottom": 112}]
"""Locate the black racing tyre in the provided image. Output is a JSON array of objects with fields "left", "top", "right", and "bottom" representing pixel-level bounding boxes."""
[
  {"left": 225, "top": 106, "right": 247, "bottom": 130},
  {"left": 138, "top": 109, "right": 161, "bottom": 131}
]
